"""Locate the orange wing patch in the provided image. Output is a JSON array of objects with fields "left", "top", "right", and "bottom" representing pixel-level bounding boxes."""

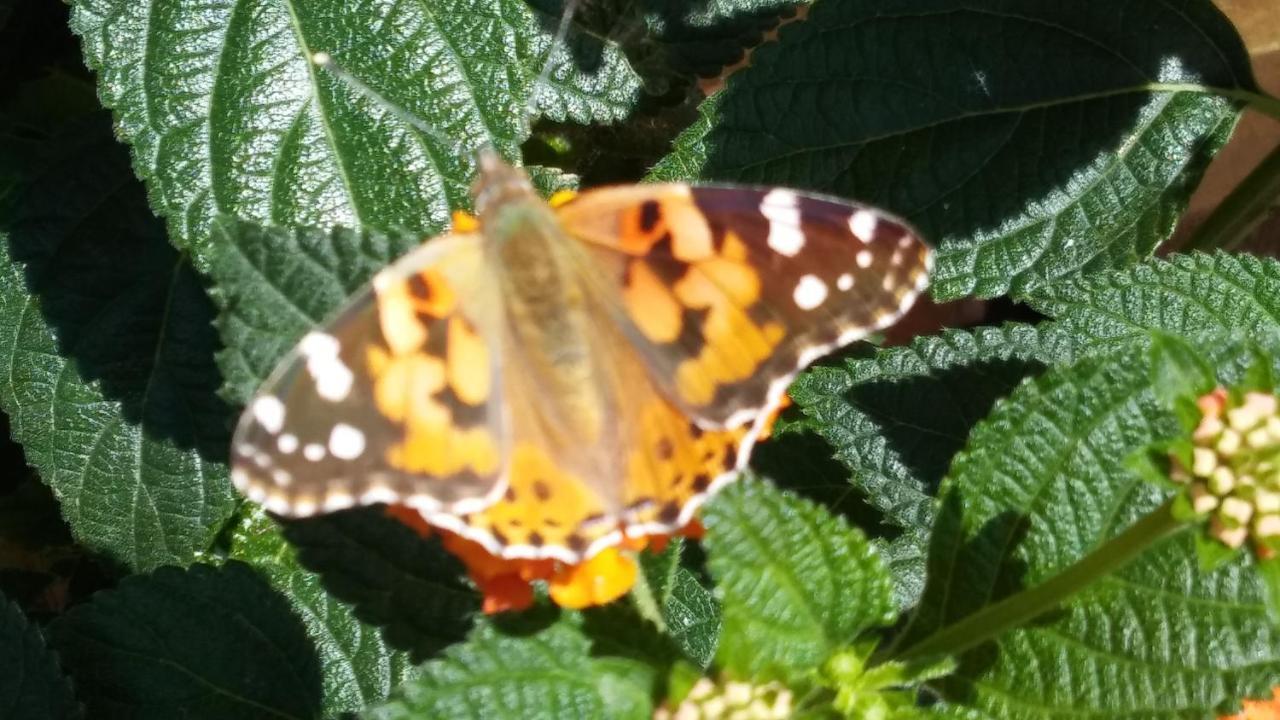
[
  {"left": 456, "top": 443, "right": 617, "bottom": 558},
  {"left": 622, "top": 395, "right": 746, "bottom": 532},
  {"left": 559, "top": 184, "right": 932, "bottom": 429},
  {"left": 368, "top": 268, "right": 500, "bottom": 479}
]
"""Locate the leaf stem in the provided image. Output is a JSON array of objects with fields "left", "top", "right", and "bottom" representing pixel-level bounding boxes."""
[{"left": 891, "top": 499, "right": 1186, "bottom": 663}]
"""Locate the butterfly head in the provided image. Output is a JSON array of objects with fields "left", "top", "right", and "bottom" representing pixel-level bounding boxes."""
[{"left": 473, "top": 148, "right": 538, "bottom": 223}]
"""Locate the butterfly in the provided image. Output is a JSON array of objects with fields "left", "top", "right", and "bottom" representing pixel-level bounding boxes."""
[{"left": 229, "top": 145, "right": 932, "bottom": 564}]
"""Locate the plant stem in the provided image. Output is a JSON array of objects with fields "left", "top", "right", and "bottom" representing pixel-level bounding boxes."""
[
  {"left": 1182, "top": 140, "right": 1280, "bottom": 253},
  {"left": 892, "top": 499, "right": 1186, "bottom": 663}
]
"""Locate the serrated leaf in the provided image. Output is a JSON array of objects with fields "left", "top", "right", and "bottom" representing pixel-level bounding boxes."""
[
  {"left": 48, "top": 562, "right": 322, "bottom": 720},
  {"left": 786, "top": 325, "right": 1066, "bottom": 607},
  {"left": 639, "top": 540, "right": 721, "bottom": 668},
  {"left": 275, "top": 507, "right": 481, "bottom": 662},
  {"left": 0, "top": 598, "right": 80, "bottom": 720},
  {"left": 70, "top": 0, "right": 640, "bottom": 269},
  {"left": 366, "top": 614, "right": 642, "bottom": 720},
  {"left": 0, "top": 111, "right": 234, "bottom": 572},
  {"left": 702, "top": 476, "right": 896, "bottom": 682},
  {"left": 787, "top": 255, "right": 1280, "bottom": 608},
  {"left": 650, "top": 0, "right": 1254, "bottom": 299},
  {"left": 227, "top": 510, "right": 430, "bottom": 716},
  {"left": 1030, "top": 253, "right": 1280, "bottom": 350},
  {"left": 899, "top": 341, "right": 1280, "bottom": 718}
]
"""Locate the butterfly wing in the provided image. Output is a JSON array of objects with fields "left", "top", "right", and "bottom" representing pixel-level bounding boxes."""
[
  {"left": 437, "top": 309, "right": 750, "bottom": 563},
  {"left": 557, "top": 184, "right": 933, "bottom": 431},
  {"left": 230, "top": 233, "right": 509, "bottom": 518},
  {"left": 443, "top": 185, "right": 930, "bottom": 563}
]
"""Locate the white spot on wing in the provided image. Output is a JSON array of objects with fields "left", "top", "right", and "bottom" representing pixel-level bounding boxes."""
[
  {"left": 251, "top": 396, "right": 286, "bottom": 434},
  {"left": 761, "top": 189, "right": 804, "bottom": 256},
  {"left": 277, "top": 434, "right": 298, "bottom": 454},
  {"left": 272, "top": 468, "right": 292, "bottom": 486},
  {"left": 793, "top": 274, "right": 829, "bottom": 310},
  {"left": 837, "top": 273, "right": 854, "bottom": 291},
  {"left": 329, "top": 423, "right": 366, "bottom": 460},
  {"left": 300, "top": 332, "right": 355, "bottom": 402},
  {"left": 849, "top": 210, "right": 878, "bottom": 242},
  {"left": 303, "top": 444, "right": 326, "bottom": 462},
  {"left": 856, "top": 249, "right": 873, "bottom": 268}
]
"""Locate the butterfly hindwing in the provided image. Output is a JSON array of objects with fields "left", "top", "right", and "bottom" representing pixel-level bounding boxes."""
[
  {"left": 231, "top": 234, "right": 508, "bottom": 517},
  {"left": 557, "top": 184, "right": 933, "bottom": 430}
]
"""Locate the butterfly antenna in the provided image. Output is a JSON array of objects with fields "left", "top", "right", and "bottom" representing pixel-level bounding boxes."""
[
  {"left": 523, "top": 0, "right": 582, "bottom": 136},
  {"left": 310, "top": 51, "right": 467, "bottom": 155}
]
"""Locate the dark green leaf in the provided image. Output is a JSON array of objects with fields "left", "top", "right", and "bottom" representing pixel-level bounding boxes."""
[
  {"left": 900, "top": 341, "right": 1280, "bottom": 718},
  {"left": 651, "top": 0, "right": 1254, "bottom": 299},
  {"left": 0, "top": 111, "right": 234, "bottom": 572},
  {"left": 227, "top": 509, "right": 429, "bottom": 716},
  {"left": 639, "top": 540, "right": 720, "bottom": 669},
  {"left": 70, "top": 0, "right": 640, "bottom": 268},
  {"left": 0, "top": 598, "right": 80, "bottom": 720},
  {"left": 786, "top": 326, "right": 1063, "bottom": 606},
  {"left": 365, "top": 613, "right": 643, "bottom": 720},
  {"left": 273, "top": 507, "right": 481, "bottom": 662},
  {"left": 702, "top": 476, "right": 896, "bottom": 682},
  {"left": 49, "top": 562, "right": 323, "bottom": 720}
]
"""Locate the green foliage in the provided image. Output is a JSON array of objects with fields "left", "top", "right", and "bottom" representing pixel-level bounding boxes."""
[
  {"left": 896, "top": 338, "right": 1280, "bottom": 718},
  {"left": 703, "top": 477, "right": 896, "bottom": 683},
  {"left": 651, "top": 0, "right": 1256, "bottom": 300},
  {"left": 0, "top": 597, "right": 79, "bottom": 719},
  {"left": 2, "top": 0, "right": 1280, "bottom": 718},
  {"left": 0, "top": 105, "right": 234, "bottom": 573},
  {"left": 48, "top": 562, "right": 324, "bottom": 719},
  {"left": 365, "top": 613, "right": 649, "bottom": 720}
]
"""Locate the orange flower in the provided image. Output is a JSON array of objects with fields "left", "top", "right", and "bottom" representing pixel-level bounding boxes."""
[
  {"left": 385, "top": 505, "right": 699, "bottom": 612},
  {"left": 1222, "top": 688, "right": 1280, "bottom": 720}
]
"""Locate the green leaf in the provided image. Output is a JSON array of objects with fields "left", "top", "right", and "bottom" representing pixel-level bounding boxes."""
[
  {"left": 272, "top": 507, "right": 481, "bottom": 662},
  {"left": 1257, "top": 555, "right": 1280, "bottom": 628},
  {"left": 651, "top": 0, "right": 1254, "bottom": 299},
  {"left": 638, "top": 540, "right": 720, "bottom": 669},
  {"left": 0, "top": 598, "right": 80, "bottom": 720},
  {"left": 69, "top": 0, "right": 640, "bottom": 269},
  {"left": 207, "top": 218, "right": 422, "bottom": 404},
  {"left": 0, "top": 110, "right": 235, "bottom": 572},
  {"left": 786, "top": 326, "right": 1064, "bottom": 606},
  {"left": 227, "top": 509, "right": 429, "bottom": 716},
  {"left": 900, "top": 342, "right": 1280, "bottom": 718},
  {"left": 49, "top": 562, "right": 323, "bottom": 720},
  {"left": 365, "top": 613, "right": 643, "bottom": 720},
  {"left": 1147, "top": 331, "right": 1215, "bottom": 418},
  {"left": 787, "top": 255, "right": 1280, "bottom": 608},
  {"left": 702, "top": 476, "right": 896, "bottom": 682},
  {"left": 1030, "top": 253, "right": 1280, "bottom": 350}
]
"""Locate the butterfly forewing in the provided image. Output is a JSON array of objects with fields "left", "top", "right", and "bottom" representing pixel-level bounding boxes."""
[
  {"left": 557, "top": 184, "right": 933, "bottom": 430},
  {"left": 230, "top": 234, "right": 509, "bottom": 518}
]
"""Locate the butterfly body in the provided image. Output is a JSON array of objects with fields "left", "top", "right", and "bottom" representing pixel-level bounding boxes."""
[{"left": 231, "top": 150, "right": 933, "bottom": 563}]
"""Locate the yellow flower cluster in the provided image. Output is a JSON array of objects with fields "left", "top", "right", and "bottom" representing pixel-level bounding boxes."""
[
  {"left": 654, "top": 678, "right": 793, "bottom": 720},
  {"left": 1172, "top": 389, "right": 1280, "bottom": 549}
]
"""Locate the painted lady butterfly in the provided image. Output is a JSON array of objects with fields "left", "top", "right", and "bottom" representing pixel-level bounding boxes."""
[
  {"left": 229, "top": 7, "right": 932, "bottom": 568},
  {"left": 230, "top": 146, "right": 931, "bottom": 563}
]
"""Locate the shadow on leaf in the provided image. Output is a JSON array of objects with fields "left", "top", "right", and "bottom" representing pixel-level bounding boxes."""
[
  {"left": 281, "top": 506, "right": 481, "bottom": 664},
  {"left": 0, "top": 109, "right": 232, "bottom": 462}
]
